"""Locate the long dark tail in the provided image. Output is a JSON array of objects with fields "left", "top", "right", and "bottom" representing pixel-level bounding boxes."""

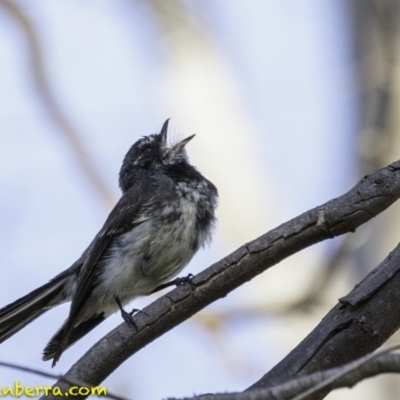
[
  {"left": 0, "top": 273, "right": 70, "bottom": 344},
  {"left": 43, "top": 313, "right": 105, "bottom": 365},
  {"left": 0, "top": 264, "right": 107, "bottom": 366}
]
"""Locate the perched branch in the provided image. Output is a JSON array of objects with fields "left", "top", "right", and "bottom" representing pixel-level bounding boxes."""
[{"left": 36, "top": 159, "right": 400, "bottom": 400}]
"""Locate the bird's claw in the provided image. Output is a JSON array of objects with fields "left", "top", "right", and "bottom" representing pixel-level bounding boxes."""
[
  {"left": 115, "top": 296, "right": 140, "bottom": 328},
  {"left": 174, "top": 273, "right": 195, "bottom": 287}
]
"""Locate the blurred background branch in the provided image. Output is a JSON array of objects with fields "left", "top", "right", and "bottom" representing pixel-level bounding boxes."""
[{"left": 1, "top": 0, "right": 116, "bottom": 209}]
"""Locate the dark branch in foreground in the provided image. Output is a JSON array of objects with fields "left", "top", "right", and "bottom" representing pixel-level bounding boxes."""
[
  {"left": 247, "top": 227, "right": 400, "bottom": 400},
  {"left": 42, "top": 160, "right": 400, "bottom": 399},
  {"left": 168, "top": 345, "right": 400, "bottom": 400}
]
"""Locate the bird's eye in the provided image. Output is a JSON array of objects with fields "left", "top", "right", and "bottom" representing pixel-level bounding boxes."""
[{"left": 144, "top": 146, "right": 154, "bottom": 154}]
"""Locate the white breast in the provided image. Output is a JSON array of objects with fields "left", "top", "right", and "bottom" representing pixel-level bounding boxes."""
[{"left": 94, "top": 186, "right": 202, "bottom": 311}]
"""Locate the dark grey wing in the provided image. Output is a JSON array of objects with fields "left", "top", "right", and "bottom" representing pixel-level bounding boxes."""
[
  {"left": 70, "top": 198, "right": 143, "bottom": 318},
  {"left": 49, "top": 186, "right": 153, "bottom": 365}
]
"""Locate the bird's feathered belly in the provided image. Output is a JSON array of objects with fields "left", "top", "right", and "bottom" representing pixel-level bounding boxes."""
[{"left": 93, "top": 194, "right": 209, "bottom": 313}]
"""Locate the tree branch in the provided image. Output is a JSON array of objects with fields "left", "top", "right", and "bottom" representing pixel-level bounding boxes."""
[
  {"left": 247, "top": 232, "right": 400, "bottom": 399},
  {"left": 167, "top": 345, "right": 400, "bottom": 400},
  {"left": 41, "top": 159, "right": 400, "bottom": 399}
]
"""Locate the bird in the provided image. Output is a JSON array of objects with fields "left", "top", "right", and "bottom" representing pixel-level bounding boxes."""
[{"left": 0, "top": 119, "right": 218, "bottom": 366}]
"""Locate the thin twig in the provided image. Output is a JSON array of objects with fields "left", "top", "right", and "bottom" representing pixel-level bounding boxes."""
[
  {"left": 292, "top": 342, "right": 400, "bottom": 400},
  {"left": 0, "top": 360, "right": 128, "bottom": 400},
  {"left": 168, "top": 348, "right": 400, "bottom": 400}
]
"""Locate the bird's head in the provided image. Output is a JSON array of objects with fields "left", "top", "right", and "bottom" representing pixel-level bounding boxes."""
[{"left": 119, "top": 119, "right": 195, "bottom": 192}]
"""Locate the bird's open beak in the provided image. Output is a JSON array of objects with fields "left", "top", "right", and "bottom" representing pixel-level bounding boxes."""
[
  {"left": 173, "top": 134, "right": 195, "bottom": 153},
  {"left": 160, "top": 119, "right": 170, "bottom": 143},
  {"left": 160, "top": 118, "right": 195, "bottom": 154}
]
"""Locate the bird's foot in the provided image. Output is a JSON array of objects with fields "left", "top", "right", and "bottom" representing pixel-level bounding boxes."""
[
  {"left": 172, "top": 273, "right": 195, "bottom": 287},
  {"left": 114, "top": 296, "right": 139, "bottom": 328},
  {"left": 150, "top": 273, "right": 195, "bottom": 294}
]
